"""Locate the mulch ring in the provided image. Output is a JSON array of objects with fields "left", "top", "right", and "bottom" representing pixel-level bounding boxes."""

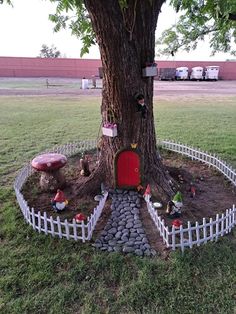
[
  {"left": 21, "top": 150, "right": 235, "bottom": 229},
  {"left": 158, "top": 150, "right": 236, "bottom": 228}
]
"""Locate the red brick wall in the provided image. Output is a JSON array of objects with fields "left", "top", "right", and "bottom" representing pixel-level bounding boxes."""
[
  {"left": 0, "top": 57, "right": 102, "bottom": 78},
  {"left": 0, "top": 57, "right": 235, "bottom": 79}
]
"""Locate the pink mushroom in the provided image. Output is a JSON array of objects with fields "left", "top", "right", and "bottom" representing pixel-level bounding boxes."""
[{"left": 31, "top": 153, "right": 67, "bottom": 191}]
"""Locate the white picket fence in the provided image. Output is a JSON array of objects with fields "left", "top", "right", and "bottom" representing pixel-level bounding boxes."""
[
  {"left": 146, "top": 140, "right": 236, "bottom": 251},
  {"left": 14, "top": 139, "right": 236, "bottom": 250},
  {"left": 146, "top": 195, "right": 236, "bottom": 251},
  {"left": 161, "top": 140, "right": 236, "bottom": 185},
  {"left": 14, "top": 140, "right": 108, "bottom": 242}
]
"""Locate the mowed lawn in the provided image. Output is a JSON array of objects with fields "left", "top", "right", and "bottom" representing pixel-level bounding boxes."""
[{"left": 0, "top": 95, "right": 236, "bottom": 314}]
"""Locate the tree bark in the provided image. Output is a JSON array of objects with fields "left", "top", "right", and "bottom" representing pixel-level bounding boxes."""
[{"left": 80, "top": 0, "right": 174, "bottom": 201}]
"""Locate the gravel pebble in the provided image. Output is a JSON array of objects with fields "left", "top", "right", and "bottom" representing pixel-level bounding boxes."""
[{"left": 94, "top": 189, "right": 157, "bottom": 257}]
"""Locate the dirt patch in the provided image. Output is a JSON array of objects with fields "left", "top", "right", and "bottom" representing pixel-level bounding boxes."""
[
  {"left": 159, "top": 150, "right": 235, "bottom": 227},
  {"left": 22, "top": 149, "right": 235, "bottom": 254},
  {"left": 22, "top": 149, "right": 101, "bottom": 221}
]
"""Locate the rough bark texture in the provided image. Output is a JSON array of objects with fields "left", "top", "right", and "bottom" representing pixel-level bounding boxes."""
[{"left": 79, "top": 0, "right": 174, "bottom": 201}]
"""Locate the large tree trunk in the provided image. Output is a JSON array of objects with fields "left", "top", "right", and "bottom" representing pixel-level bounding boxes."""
[{"left": 80, "top": 0, "right": 174, "bottom": 201}]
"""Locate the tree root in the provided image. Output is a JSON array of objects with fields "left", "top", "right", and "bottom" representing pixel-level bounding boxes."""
[
  {"left": 75, "top": 161, "right": 106, "bottom": 197},
  {"left": 145, "top": 163, "right": 178, "bottom": 203}
]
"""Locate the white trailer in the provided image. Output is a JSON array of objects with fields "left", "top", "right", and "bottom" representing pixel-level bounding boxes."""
[
  {"left": 205, "top": 66, "right": 220, "bottom": 80},
  {"left": 190, "top": 66, "right": 204, "bottom": 80},
  {"left": 175, "top": 67, "right": 189, "bottom": 80}
]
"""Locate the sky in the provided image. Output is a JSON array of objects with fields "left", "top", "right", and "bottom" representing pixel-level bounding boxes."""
[{"left": 0, "top": 0, "right": 233, "bottom": 61}]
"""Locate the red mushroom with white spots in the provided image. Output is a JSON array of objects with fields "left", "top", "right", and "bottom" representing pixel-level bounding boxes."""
[
  {"left": 74, "top": 213, "right": 87, "bottom": 223},
  {"left": 31, "top": 153, "right": 67, "bottom": 191}
]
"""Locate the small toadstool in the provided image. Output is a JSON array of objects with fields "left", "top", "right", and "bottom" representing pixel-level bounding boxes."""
[
  {"left": 172, "top": 219, "right": 183, "bottom": 229},
  {"left": 74, "top": 213, "right": 87, "bottom": 223},
  {"left": 31, "top": 153, "right": 67, "bottom": 191}
]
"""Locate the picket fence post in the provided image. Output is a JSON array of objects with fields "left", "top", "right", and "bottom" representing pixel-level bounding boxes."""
[
  {"left": 225, "top": 209, "right": 229, "bottom": 234},
  {"left": 229, "top": 208, "right": 232, "bottom": 232},
  {"left": 38, "top": 211, "right": 41, "bottom": 233},
  {"left": 180, "top": 225, "right": 184, "bottom": 252},
  {"left": 72, "top": 219, "right": 78, "bottom": 241},
  {"left": 233, "top": 205, "right": 236, "bottom": 226},
  {"left": 57, "top": 216, "right": 62, "bottom": 239},
  {"left": 203, "top": 218, "right": 207, "bottom": 244},
  {"left": 209, "top": 218, "right": 213, "bottom": 241},
  {"left": 221, "top": 213, "right": 225, "bottom": 236},
  {"left": 215, "top": 214, "right": 219, "bottom": 241},
  {"left": 171, "top": 226, "right": 176, "bottom": 250},
  {"left": 81, "top": 221, "right": 86, "bottom": 243},
  {"left": 50, "top": 216, "right": 55, "bottom": 237},
  {"left": 187, "top": 221, "right": 193, "bottom": 248},
  {"left": 65, "top": 219, "right": 70, "bottom": 240},
  {"left": 32, "top": 208, "right": 36, "bottom": 230},
  {"left": 44, "top": 212, "right": 48, "bottom": 235},
  {"left": 196, "top": 222, "right": 200, "bottom": 246}
]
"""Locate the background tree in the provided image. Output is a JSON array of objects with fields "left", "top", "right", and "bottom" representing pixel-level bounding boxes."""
[
  {"left": 38, "top": 44, "right": 62, "bottom": 58},
  {"left": 156, "top": 0, "right": 236, "bottom": 57}
]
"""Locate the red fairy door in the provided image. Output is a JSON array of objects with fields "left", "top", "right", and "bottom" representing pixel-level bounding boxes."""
[{"left": 115, "top": 149, "right": 141, "bottom": 188}]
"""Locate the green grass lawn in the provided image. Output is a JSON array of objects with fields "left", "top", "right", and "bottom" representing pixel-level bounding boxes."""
[
  {"left": 0, "top": 95, "right": 236, "bottom": 314},
  {"left": 154, "top": 97, "right": 236, "bottom": 165},
  {"left": 0, "top": 79, "right": 81, "bottom": 89}
]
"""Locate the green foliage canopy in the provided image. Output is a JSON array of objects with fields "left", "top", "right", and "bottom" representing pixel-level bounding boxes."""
[
  {"left": 48, "top": 0, "right": 95, "bottom": 57},
  {"left": 47, "top": 0, "right": 144, "bottom": 56},
  {"left": 157, "top": 0, "right": 236, "bottom": 57},
  {"left": 1, "top": 0, "right": 236, "bottom": 56}
]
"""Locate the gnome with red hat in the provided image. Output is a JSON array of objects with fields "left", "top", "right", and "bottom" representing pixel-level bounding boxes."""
[{"left": 51, "top": 189, "right": 68, "bottom": 213}]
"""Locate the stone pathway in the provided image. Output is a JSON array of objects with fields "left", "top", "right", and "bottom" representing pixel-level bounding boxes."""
[{"left": 93, "top": 189, "right": 157, "bottom": 257}]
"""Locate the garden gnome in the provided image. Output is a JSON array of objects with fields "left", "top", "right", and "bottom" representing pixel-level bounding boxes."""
[
  {"left": 80, "top": 154, "right": 91, "bottom": 176},
  {"left": 51, "top": 189, "right": 68, "bottom": 213},
  {"left": 144, "top": 184, "right": 151, "bottom": 196},
  {"left": 135, "top": 93, "right": 147, "bottom": 119},
  {"left": 166, "top": 201, "right": 181, "bottom": 218},
  {"left": 166, "top": 191, "right": 183, "bottom": 218},
  {"left": 172, "top": 191, "right": 183, "bottom": 207}
]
